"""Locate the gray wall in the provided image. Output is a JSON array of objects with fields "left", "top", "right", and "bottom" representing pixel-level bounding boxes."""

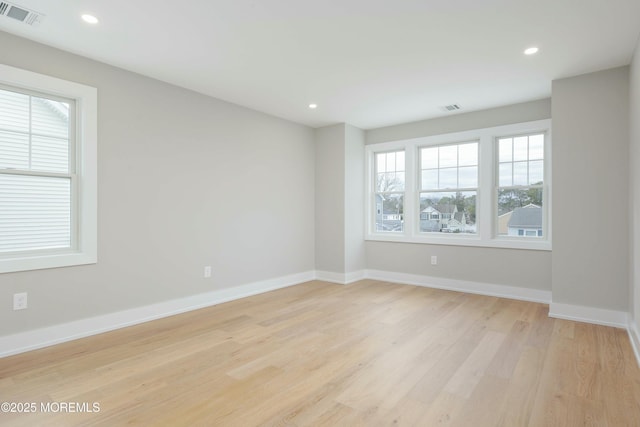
[
  {"left": 314, "top": 124, "right": 346, "bottom": 273},
  {"left": 367, "top": 99, "right": 551, "bottom": 145},
  {"left": 314, "top": 123, "right": 366, "bottom": 276},
  {"left": 364, "top": 100, "right": 553, "bottom": 291},
  {"left": 552, "top": 67, "right": 630, "bottom": 311},
  {"left": 631, "top": 39, "right": 640, "bottom": 328},
  {"left": 344, "top": 124, "right": 366, "bottom": 274},
  {"left": 0, "top": 31, "right": 316, "bottom": 335},
  {"left": 366, "top": 242, "right": 551, "bottom": 290}
]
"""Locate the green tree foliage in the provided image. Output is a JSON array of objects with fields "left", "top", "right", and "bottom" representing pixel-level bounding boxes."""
[
  {"left": 498, "top": 185, "right": 542, "bottom": 215},
  {"left": 419, "top": 192, "right": 476, "bottom": 224}
]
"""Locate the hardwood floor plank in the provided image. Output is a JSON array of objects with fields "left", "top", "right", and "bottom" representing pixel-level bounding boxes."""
[
  {"left": 417, "top": 391, "right": 467, "bottom": 426},
  {"left": 485, "top": 319, "right": 530, "bottom": 379},
  {"left": 501, "top": 345, "right": 546, "bottom": 426},
  {"left": 443, "top": 330, "right": 506, "bottom": 399},
  {"left": 452, "top": 374, "right": 510, "bottom": 427}
]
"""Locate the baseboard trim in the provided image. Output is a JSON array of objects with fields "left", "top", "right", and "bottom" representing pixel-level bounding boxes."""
[
  {"left": 549, "top": 302, "right": 628, "bottom": 328},
  {"left": 364, "top": 269, "right": 551, "bottom": 304},
  {"left": 628, "top": 322, "right": 640, "bottom": 368},
  {"left": 4, "top": 267, "right": 633, "bottom": 360},
  {"left": 315, "top": 270, "right": 366, "bottom": 285},
  {"left": 0, "top": 270, "right": 315, "bottom": 358}
]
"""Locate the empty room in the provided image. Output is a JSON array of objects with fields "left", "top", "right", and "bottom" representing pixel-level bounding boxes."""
[{"left": 1, "top": 0, "right": 640, "bottom": 425}]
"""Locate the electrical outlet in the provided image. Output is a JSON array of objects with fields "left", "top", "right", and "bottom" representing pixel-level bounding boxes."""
[
  {"left": 204, "top": 266, "right": 212, "bottom": 278},
  {"left": 13, "top": 292, "right": 27, "bottom": 310},
  {"left": 431, "top": 256, "right": 438, "bottom": 265}
]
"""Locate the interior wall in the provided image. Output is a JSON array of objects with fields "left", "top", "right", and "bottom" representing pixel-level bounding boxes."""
[
  {"left": 367, "top": 99, "right": 551, "bottom": 145},
  {"left": 344, "top": 124, "right": 366, "bottom": 274},
  {"left": 631, "top": 38, "right": 640, "bottom": 331},
  {"left": 314, "top": 123, "right": 366, "bottom": 277},
  {"left": 0, "top": 31, "right": 316, "bottom": 336},
  {"left": 551, "top": 66, "right": 630, "bottom": 311},
  {"left": 314, "top": 124, "right": 346, "bottom": 273},
  {"left": 364, "top": 100, "right": 552, "bottom": 291}
]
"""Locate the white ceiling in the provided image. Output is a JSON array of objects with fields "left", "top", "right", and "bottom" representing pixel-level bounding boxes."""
[{"left": 1, "top": 0, "right": 639, "bottom": 129}]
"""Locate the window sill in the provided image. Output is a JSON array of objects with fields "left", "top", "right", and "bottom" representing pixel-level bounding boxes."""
[
  {"left": 0, "top": 251, "right": 97, "bottom": 274},
  {"left": 365, "top": 233, "right": 551, "bottom": 251}
]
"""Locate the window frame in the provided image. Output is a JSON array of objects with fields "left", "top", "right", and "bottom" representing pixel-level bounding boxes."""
[
  {"left": 418, "top": 140, "right": 479, "bottom": 236},
  {"left": 373, "top": 149, "right": 406, "bottom": 234},
  {"left": 494, "top": 131, "right": 549, "bottom": 243},
  {"left": 365, "top": 119, "right": 551, "bottom": 251},
  {"left": 0, "top": 64, "right": 97, "bottom": 273}
]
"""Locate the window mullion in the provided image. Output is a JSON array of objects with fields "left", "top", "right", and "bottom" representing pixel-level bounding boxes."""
[
  {"left": 479, "top": 134, "right": 493, "bottom": 241},
  {"left": 404, "top": 144, "right": 414, "bottom": 236},
  {"left": 28, "top": 94, "right": 32, "bottom": 170}
]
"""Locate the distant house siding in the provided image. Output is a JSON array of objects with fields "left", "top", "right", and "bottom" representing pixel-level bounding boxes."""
[
  {"left": 506, "top": 205, "right": 542, "bottom": 237},
  {"left": 498, "top": 212, "right": 512, "bottom": 235}
]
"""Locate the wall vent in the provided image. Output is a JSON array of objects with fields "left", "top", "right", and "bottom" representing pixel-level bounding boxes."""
[
  {"left": 0, "top": 2, "right": 44, "bottom": 25},
  {"left": 442, "top": 104, "right": 462, "bottom": 112}
]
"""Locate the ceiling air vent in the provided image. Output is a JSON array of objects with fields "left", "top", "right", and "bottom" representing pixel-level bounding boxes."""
[
  {"left": 442, "top": 104, "right": 462, "bottom": 112},
  {"left": 0, "top": 2, "right": 44, "bottom": 25}
]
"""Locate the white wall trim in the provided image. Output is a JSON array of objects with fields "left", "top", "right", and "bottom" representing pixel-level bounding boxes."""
[
  {"left": 0, "top": 64, "right": 98, "bottom": 274},
  {"left": 6, "top": 267, "right": 636, "bottom": 364},
  {"left": 549, "top": 302, "right": 628, "bottom": 328},
  {"left": 364, "top": 269, "right": 551, "bottom": 303},
  {"left": 0, "top": 270, "right": 315, "bottom": 358},
  {"left": 345, "top": 270, "right": 366, "bottom": 284},
  {"left": 315, "top": 270, "right": 347, "bottom": 284},
  {"left": 315, "top": 270, "right": 366, "bottom": 285},
  {"left": 628, "top": 322, "right": 640, "bottom": 368}
]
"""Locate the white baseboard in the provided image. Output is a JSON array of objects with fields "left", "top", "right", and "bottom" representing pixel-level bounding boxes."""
[
  {"left": 315, "top": 270, "right": 366, "bottom": 285},
  {"left": 628, "top": 322, "right": 640, "bottom": 368},
  {"left": 364, "top": 269, "right": 552, "bottom": 304},
  {"left": 5, "top": 267, "right": 635, "bottom": 363},
  {"left": 549, "top": 302, "right": 628, "bottom": 328},
  {"left": 0, "top": 270, "right": 315, "bottom": 358}
]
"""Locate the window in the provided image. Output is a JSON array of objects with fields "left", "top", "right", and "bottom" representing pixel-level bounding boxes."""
[
  {"left": 497, "top": 133, "right": 545, "bottom": 238},
  {"left": 0, "top": 64, "right": 97, "bottom": 273},
  {"left": 0, "top": 87, "right": 74, "bottom": 253},
  {"left": 365, "top": 119, "right": 551, "bottom": 250},
  {"left": 419, "top": 142, "right": 477, "bottom": 234},
  {"left": 374, "top": 150, "right": 405, "bottom": 232}
]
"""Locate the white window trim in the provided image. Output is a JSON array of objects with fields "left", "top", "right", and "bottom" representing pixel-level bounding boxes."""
[
  {"left": 365, "top": 119, "right": 551, "bottom": 251},
  {"left": 0, "top": 64, "right": 97, "bottom": 273}
]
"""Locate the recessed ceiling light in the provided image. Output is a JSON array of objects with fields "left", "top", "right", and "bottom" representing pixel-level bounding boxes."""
[
  {"left": 524, "top": 47, "right": 539, "bottom": 55},
  {"left": 308, "top": 103, "right": 318, "bottom": 109},
  {"left": 81, "top": 14, "right": 99, "bottom": 24}
]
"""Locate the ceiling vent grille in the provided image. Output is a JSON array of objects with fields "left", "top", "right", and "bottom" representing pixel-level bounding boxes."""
[
  {"left": 0, "top": 2, "right": 44, "bottom": 25},
  {"left": 442, "top": 104, "right": 462, "bottom": 112}
]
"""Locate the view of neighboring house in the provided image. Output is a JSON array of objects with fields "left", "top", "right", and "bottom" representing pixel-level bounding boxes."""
[
  {"left": 420, "top": 203, "right": 470, "bottom": 233},
  {"left": 497, "top": 211, "right": 512, "bottom": 235},
  {"left": 505, "top": 204, "right": 542, "bottom": 237},
  {"left": 375, "top": 194, "right": 403, "bottom": 231}
]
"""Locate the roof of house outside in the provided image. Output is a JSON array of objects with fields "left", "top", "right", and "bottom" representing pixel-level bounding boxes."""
[
  {"left": 436, "top": 203, "right": 457, "bottom": 214},
  {"left": 507, "top": 206, "right": 542, "bottom": 228}
]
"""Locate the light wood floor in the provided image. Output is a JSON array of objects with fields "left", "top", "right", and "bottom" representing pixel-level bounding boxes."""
[{"left": 1, "top": 280, "right": 640, "bottom": 426}]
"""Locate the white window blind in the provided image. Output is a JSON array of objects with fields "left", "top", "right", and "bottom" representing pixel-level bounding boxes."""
[{"left": 0, "top": 86, "right": 74, "bottom": 254}]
